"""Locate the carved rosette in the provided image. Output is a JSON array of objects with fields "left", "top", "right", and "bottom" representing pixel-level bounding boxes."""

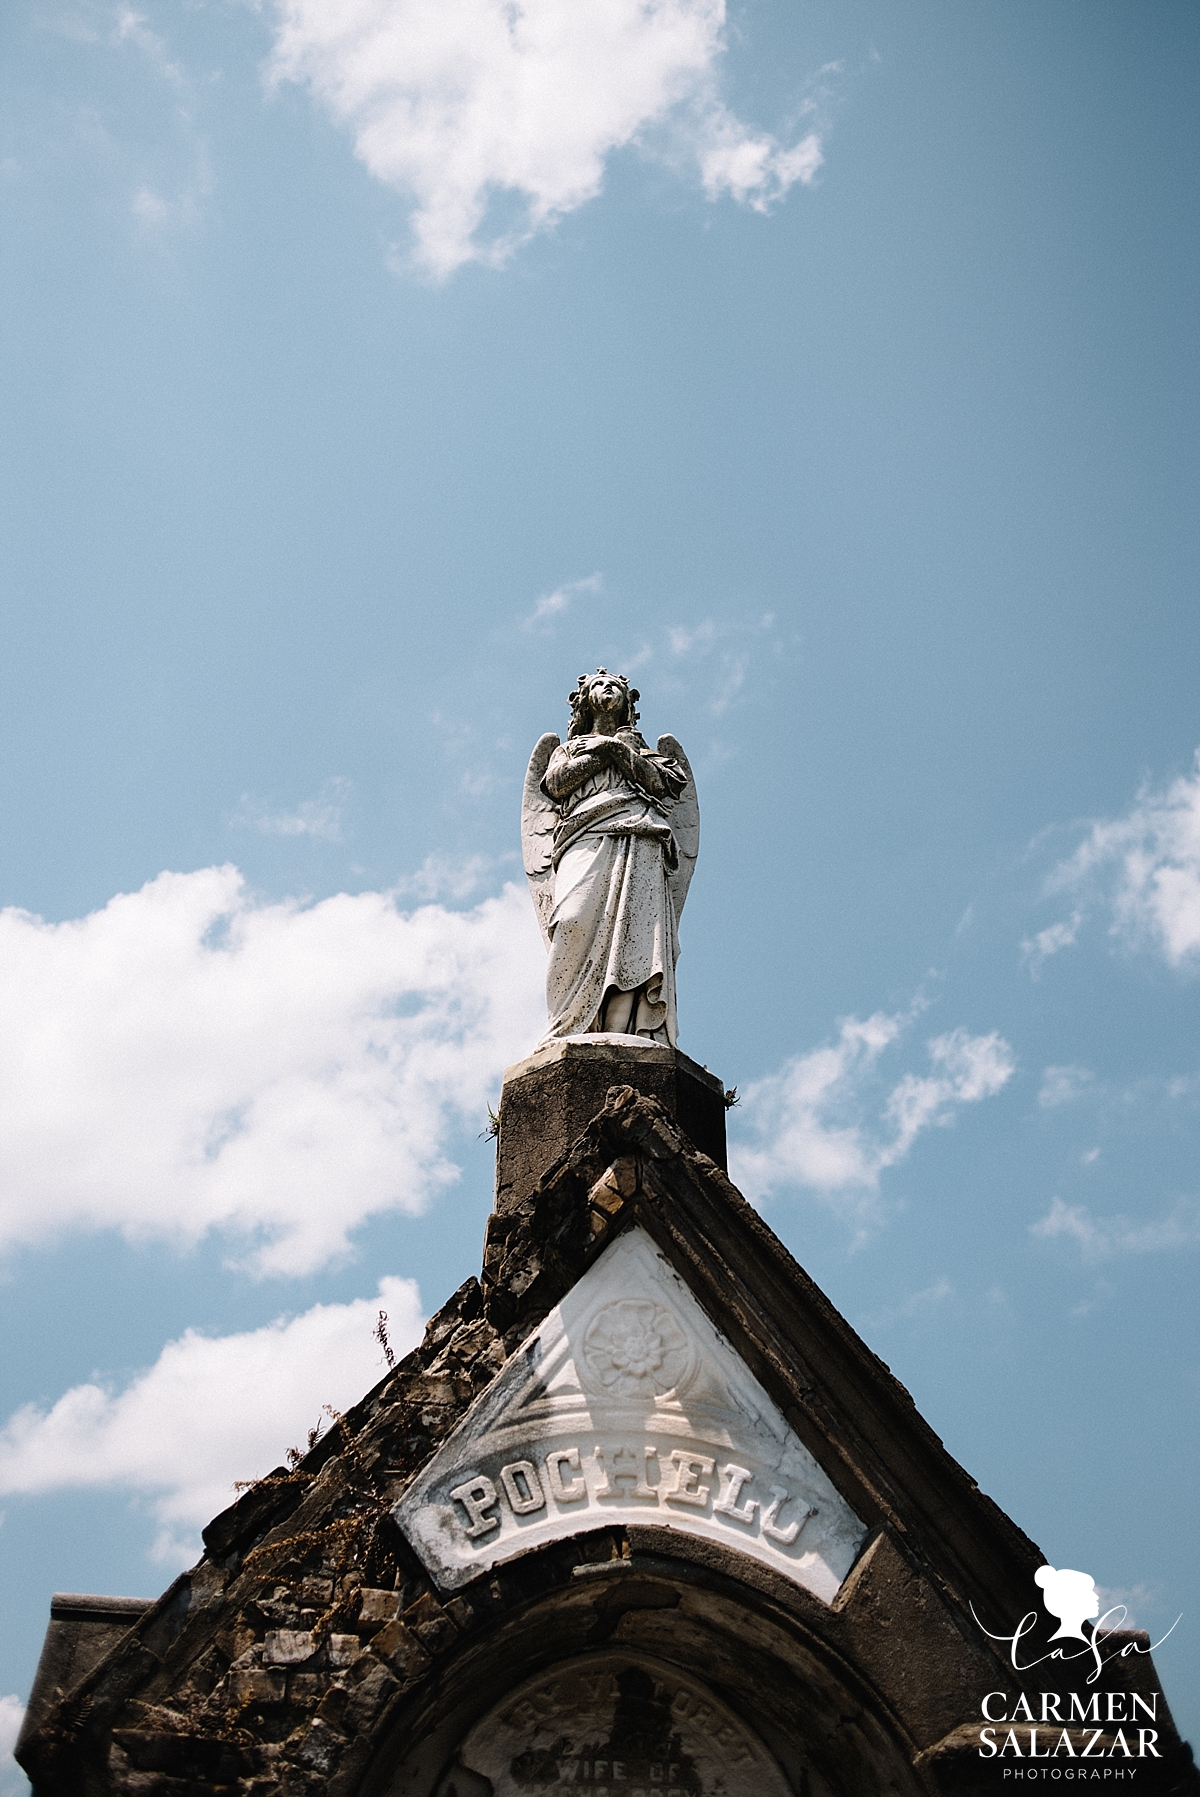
[{"left": 581, "top": 1298, "right": 692, "bottom": 1399}]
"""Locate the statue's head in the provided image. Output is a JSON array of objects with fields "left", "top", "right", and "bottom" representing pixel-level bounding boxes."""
[{"left": 568, "top": 668, "right": 640, "bottom": 736}]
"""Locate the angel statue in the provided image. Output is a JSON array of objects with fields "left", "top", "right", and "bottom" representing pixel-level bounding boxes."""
[{"left": 522, "top": 669, "right": 699, "bottom": 1045}]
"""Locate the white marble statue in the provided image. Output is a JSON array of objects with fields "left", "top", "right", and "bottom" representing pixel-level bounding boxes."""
[{"left": 522, "top": 670, "right": 698, "bottom": 1044}]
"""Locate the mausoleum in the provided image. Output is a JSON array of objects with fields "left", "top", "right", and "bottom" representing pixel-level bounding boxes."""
[{"left": 17, "top": 676, "right": 1198, "bottom": 1796}]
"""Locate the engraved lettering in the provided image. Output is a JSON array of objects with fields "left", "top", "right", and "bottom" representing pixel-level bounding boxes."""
[
  {"left": 760, "top": 1484, "right": 814, "bottom": 1545},
  {"left": 712, "top": 1463, "right": 757, "bottom": 1524},
  {"left": 499, "top": 1459, "right": 546, "bottom": 1514},
  {"left": 598, "top": 1447, "right": 628, "bottom": 1499},
  {"left": 595, "top": 1443, "right": 659, "bottom": 1501},
  {"left": 662, "top": 1449, "right": 714, "bottom": 1507},
  {"left": 545, "top": 1447, "right": 587, "bottom": 1503},
  {"left": 449, "top": 1474, "right": 500, "bottom": 1537},
  {"left": 592, "top": 1445, "right": 615, "bottom": 1498},
  {"left": 393, "top": 1227, "right": 869, "bottom": 1601},
  {"left": 637, "top": 1443, "right": 659, "bottom": 1498}
]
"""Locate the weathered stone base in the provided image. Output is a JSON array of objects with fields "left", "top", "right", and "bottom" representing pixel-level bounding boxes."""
[
  {"left": 16, "top": 1595, "right": 154, "bottom": 1762},
  {"left": 494, "top": 1035, "right": 726, "bottom": 1212}
]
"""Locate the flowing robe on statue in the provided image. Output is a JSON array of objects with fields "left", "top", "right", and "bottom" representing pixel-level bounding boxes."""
[{"left": 541, "top": 739, "right": 686, "bottom": 1044}]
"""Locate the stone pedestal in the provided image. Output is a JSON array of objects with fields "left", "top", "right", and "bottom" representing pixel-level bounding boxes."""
[
  {"left": 494, "top": 1034, "right": 726, "bottom": 1212},
  {"left": 16, "top": 1595, "right": 153, "bottom": 1763}
]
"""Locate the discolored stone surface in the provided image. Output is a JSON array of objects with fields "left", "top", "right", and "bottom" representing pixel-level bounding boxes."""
[
  {"left": 15, "top": 1594, "right": 154, "bottom": 1759},
  {"left": 447, "top": 1651, "right": 794, "bottom": 1797},
  {"left": 494, "top": 1035, "right": 726, "bottom": 1213}
]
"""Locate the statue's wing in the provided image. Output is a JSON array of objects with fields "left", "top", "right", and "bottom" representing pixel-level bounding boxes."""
[
  {"left": 658, "top": 733, "right": 699, "bottom": 921},
  {"left": 521, "top": 733, "right": 561, "bottom": 945}
]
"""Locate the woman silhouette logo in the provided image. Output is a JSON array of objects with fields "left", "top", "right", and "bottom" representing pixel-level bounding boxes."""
[{"left": 1034, "top": 1564, "right": 1101, "bottom": 1641}]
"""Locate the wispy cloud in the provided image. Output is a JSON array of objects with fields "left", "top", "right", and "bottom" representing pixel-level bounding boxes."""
[
  {"left": 0, "top": 1278, "right": 423, "bottom": 1566},
  {"left": 1028, "top": 750, "right": 1200, "bottom": 972},
  {"left": 1038, "top": 1063, "right": 1094, "bottom": 1108},
  {"left": 524, "top": 572, "right": 603, "bottom": 629},
  {"left": 267, "top": 0, "right": 826, "bottom": 278},
  {"left": 655, "top": 611, "right": 782, "bottom": 718},
  {"left": 393, "top": 851, "right": 516, "bottom": 901},
  {"left": 57, "top": 2, "right": 213, "bottom": 234},
  {"left": 0, "top": 1695, "right": 26, "bottom": 1797},
  {"left": 0, "top": 866, "right": 544, "bottom": 1276},
  {"left": 696, "top": 101, "right": 822, "bottom": 207},
  {"left": 732, "top": 1012, "right": 1014, "bottom": 1230},
  {"left": 113, "top": 6, "right": 184, "bottom": 86},
  {"left": 1092, "top": 1584, "right": 1161, "bottom": 1632},
  {"left": 232, "top": 776, "right": 352, "bottom": 841},
  {"left": 860, "top": 1276, "right": 954, "bottom": 1332},
  {"left": 1021, "top": 912, "right": 1081, "bottom": 972},
  {"left": 667, "top": 621, "right": 716, "bottom": 656},
  {"left": 1031, "top": 1194, "right": 1200, "bottom": 1264}
]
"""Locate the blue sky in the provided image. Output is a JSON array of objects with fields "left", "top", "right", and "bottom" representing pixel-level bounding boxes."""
[{"left": 2, "top": 0, "right": 1199, "bottom": 1780}]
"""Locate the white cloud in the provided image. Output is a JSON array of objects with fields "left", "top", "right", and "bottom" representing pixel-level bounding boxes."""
[
  {"left": 233, "top": 775, "right": 353, "bottom": 840},
  {"left": 667, "top": 621, "right": 716, "bottom": 656},
  {"left": 1031, "top": 1194, "right": 1200, "bottom": 1264},
  {"left": 1034, "top": 750, "right": 1200, "bottom": 971},
  {"left": 525, "top": 572, "right": 603, "bottom": 628},
  {"left": 0, "top": 1279, "right": 423, "bottom": 1566},
  {"left": 0, "top": 867, "right": 545, "bottom": 1276},
  {"left": 657, "top": 611, "right": 784, "bottom": 719},
  {"left": 861, "top": 1276, "right": 954, "bottom": 1331},
  {"left": 113, "top": 6, "right": 184, "bottom": 87},
  {"left": 1092, "top": 1584, "right": 1159, "bottom": 1632},
  {"left": 1020, "top": 912, "right": 1081, "bottom": 971},
  {"left": 697, "top": 100, "right": 822, "bottom": 207},
  {"left": 394, "top": 851, "right": 516, "bottom": 901},
  {"left": 0, "top": 1696, "right": 28, "bottom": 1797},
  {"left": 1038, "top": 1063, "right": 1094, "bottom": 1108},
  {"left": 267, "top": 0, "right": 824, "bottom": 278},
  {"left": 100, "top": 4, "right": 213, "bottom": 232},
  {"left": 731, "top": 1013, "right": 1014, "bottom": 1223}
]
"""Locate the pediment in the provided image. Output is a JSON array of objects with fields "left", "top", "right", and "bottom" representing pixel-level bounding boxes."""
[{"left": 393, "top": 1225, "right": 867, "bottom": 1601}]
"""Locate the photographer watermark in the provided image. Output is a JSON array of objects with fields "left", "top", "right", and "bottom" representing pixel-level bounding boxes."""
[{"left": 969, "top": 1564, "right": 1182, "bottom": 1765}]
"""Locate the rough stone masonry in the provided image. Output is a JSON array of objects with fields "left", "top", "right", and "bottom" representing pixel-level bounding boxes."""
[{"left": 17, "top": 1053, "right": 1200, "bottom": 1797}]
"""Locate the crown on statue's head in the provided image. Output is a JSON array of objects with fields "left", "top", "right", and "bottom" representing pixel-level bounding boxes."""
[{"left": 567, "top": 667, "right": 640, "bottom": 734}]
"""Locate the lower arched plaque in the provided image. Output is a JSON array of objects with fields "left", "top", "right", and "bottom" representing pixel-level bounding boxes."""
[{"left": 433, "top": 1651, "right": 794, "bottom": 1797}]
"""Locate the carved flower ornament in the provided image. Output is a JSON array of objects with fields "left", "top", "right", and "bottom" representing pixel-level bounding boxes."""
[{"left": 581, "top": 1299, "right": 691, "bottom": 1398}]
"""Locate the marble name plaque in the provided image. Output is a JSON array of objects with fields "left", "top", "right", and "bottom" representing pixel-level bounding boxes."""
[
  {"left": 393, "top": 1227, "right": 867, "bottom": 1601},
  {"left": 428, "top": 1651, "right": 795, "bottom": 1797}
]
